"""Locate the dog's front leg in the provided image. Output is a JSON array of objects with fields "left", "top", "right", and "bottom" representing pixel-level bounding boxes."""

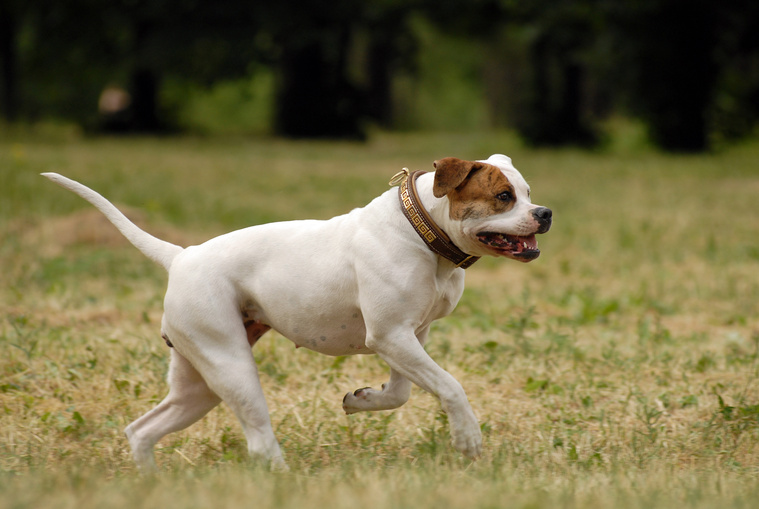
[
  {"left": 364, "top": 328, "right": 482, "bottom": 459},
  {"left": 342, "top": 367, "right": 412, "bottom": 414},
  {"left": 342, "top": 326, "right": 431, "bottom": 414}
]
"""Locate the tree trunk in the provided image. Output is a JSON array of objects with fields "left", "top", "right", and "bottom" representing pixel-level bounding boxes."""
[
  {"left": 275, "top": 31, "right": 364, "bottom": 139},
  {"left": 366, "top": 38, "right": 393, "bottom": 127},
  {"left": 514, "top": 36, "right": 595, "bottom": 146},
  {"left": 0, "top": 5, "right": 18, "bottom": 121},
  {"left": 129, "top": 68, "right": 162, "bottom": 132},
  {"left": 557, "top": 61, "right": 594, "bottom": 145}
]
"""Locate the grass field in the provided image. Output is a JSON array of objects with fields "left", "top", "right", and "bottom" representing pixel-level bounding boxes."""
[{"left": 1, "top": 129, "right": 758, "bottom": 508}]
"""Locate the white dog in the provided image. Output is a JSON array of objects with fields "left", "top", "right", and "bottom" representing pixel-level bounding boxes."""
[{"left": 43, "top": 154, "right": 552, "bottom": 471}]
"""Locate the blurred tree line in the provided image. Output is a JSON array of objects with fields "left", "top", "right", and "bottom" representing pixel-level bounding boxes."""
[{"left": 1, "top": 0, "right": 758, "bottom": 151}]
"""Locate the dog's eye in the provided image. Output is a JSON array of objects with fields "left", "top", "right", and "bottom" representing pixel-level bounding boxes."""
[{"left": 496, "top": 191, "right": 514, "bottom": 202}]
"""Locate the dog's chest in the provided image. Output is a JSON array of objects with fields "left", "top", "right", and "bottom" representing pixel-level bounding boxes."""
[{"left": 245, "top": 271, "right": 463, "bottom": 357}]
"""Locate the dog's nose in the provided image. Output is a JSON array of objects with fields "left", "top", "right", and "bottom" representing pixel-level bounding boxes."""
[
  {"left": 532, "top": 207, "right": 552, "bottom": 233},
  {"left": 532, "top": 207, "right": 552, "bottom": 221}
]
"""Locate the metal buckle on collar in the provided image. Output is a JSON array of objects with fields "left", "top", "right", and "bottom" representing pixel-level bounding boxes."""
[{"left": 388, "top": 168, "right": 410, "bottom": 187}]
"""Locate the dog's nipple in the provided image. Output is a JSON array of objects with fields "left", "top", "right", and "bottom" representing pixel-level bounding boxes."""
[{"left": 161, "top": 332, "right": 174, "bottom": 348}]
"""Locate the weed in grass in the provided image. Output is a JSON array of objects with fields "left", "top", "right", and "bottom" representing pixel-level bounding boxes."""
[
  {"left": 505, "top": 290, "right": 538, "bottom": 355},
  {"left": 633, "top": 396, "right": 665, "bottom": 445},
  {"left": 5, "top": 315, "right": 39, "bottom": 360}
]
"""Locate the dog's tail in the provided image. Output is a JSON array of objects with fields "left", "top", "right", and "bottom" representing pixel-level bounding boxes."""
[{"left": 42, "top": 173, "right": 183, "bottom": 271}]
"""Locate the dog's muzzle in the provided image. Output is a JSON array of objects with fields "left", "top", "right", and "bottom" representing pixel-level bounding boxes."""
[{"left": 532, "top": 207, "right": 552, "bottom": 234}]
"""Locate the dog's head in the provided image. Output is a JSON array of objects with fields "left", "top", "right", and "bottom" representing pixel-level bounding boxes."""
[{"left": 433, "top": 154, "right": 552, "bottom": 262}]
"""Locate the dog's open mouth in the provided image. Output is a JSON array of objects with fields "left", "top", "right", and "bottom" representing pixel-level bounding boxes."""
[{"left": 476, "top": 232, "right": 540, "bottom": 262}]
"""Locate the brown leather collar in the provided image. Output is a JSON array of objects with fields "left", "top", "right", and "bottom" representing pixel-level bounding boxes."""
[{"left": 394, "top": 170, "right": 479, "bottom": 269}]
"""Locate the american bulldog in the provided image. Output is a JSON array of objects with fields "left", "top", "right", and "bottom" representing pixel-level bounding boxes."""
[{"left": 42, "top": 154, "right": 552, "bottom": 471}]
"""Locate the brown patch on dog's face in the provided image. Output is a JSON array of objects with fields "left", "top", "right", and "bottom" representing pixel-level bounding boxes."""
[{"left": 443, "top": 163, "right": 517, "bottom": 221}]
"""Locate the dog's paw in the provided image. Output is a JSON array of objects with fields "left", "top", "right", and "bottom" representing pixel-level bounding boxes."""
[
  {"left": 342, "top": 387, "right": 378, "bottom": 414},
  {"left": 269, "top": 455, "right": 290, "bottom": 473},
  {"left": 452, "top": 429, "right": 482, "bottom": 460},
  {"left": 450, "top": 415, "right": 483, "bottom": 459}
]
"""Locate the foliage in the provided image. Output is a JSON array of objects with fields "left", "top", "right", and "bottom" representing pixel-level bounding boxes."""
[{"left": 2, "top": 1, "right": 758, "bottom": 147}]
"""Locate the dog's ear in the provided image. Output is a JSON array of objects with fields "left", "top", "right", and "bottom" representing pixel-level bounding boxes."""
[{"left": 432, "top": 158, "right": 483, "bottom": 198}]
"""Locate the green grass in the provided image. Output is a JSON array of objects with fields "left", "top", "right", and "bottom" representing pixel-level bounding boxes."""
[{"left": 1, "top": 129, "right": 759, "bottom": 508}]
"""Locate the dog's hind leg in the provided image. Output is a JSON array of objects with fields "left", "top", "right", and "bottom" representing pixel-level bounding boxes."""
[
  {"left": 171, "top": 321, "right": 287, "bottom": 471},
  {"left": 125, "top": 349, "right": 221, "bottom": 472}
]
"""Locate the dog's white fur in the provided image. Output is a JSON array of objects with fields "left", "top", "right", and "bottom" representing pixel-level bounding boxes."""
[{"left": 42, "top": 154, "right": 550, "bottom": 471}]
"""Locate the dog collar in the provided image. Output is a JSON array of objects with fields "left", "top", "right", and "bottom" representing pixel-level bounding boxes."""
[{"left": 390, "top": 169, "right": 479, "bottom": 269}]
